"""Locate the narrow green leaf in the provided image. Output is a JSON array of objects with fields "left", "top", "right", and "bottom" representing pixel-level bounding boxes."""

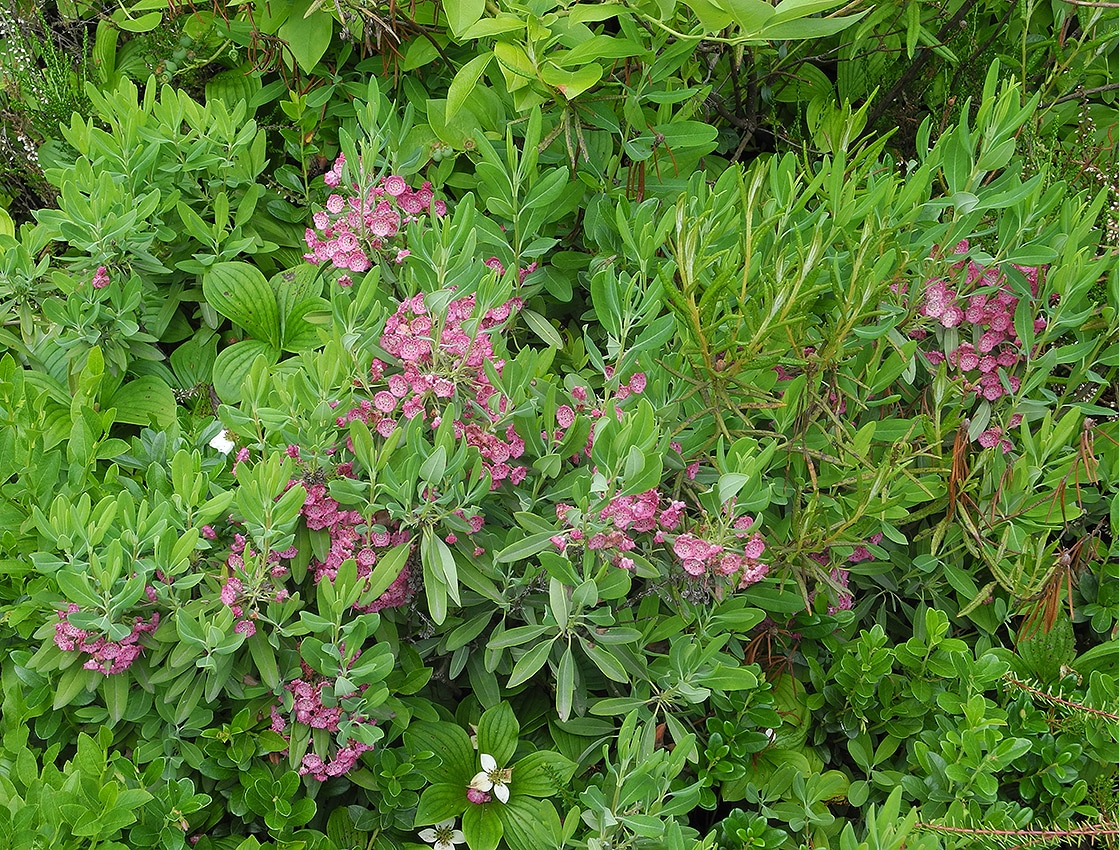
[
  {"left": 578, "top": 636, "right": 629, "bottom": 683},
  {"left": 507, "top": 640, "right": 553, "bottom": 688},
  {"left": 556, "top": 647, "right": 575, "bottom": 722},
  {"left": 447, "top": 53, "right": 492, "bottom": 122}
]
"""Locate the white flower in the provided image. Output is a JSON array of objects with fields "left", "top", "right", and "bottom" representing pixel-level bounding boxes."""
[
  {"left": 418, "top": 818, "right": 465, "bottom": 850},
  {"left": 469, "top": 752, "right": 512, "bottom": 803},
  {"left": 209, "top": 429, "right": 236, "bottom": 455}
]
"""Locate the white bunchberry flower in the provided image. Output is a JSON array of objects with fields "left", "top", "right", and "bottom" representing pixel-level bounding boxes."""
[
  {"left": 418, "top": 819, "right": 465, "bottom": 850},
  {"left": 469, "top": 753, "right": 512, "bottom": 803},
  {"left": 208, "top": 429, "right": 236, "bottom": 455}
]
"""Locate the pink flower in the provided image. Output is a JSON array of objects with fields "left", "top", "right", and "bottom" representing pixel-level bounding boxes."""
[
  {"left": 384, "top": 175, "right": 408, "bottom": 197},
  {"left": 556, "top": 405, "right": 575, "bottom": 428},
  {"left": 466, "top": 787, "right": 491, "bottom": 805},
  {"left": 940, "top": 306, "right": 965, "bottom": 328},
  {"left": 220, "top": 578, "right": 242, "bottom": 606}
]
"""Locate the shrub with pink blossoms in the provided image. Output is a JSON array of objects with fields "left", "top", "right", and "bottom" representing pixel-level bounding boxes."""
[
  {"left": 295, "top": 479, "right": 414, "bottom": 610},
  {"left": 339, "top": 291, "right": 529, "bottom": 489},
  {"left": 551, "top": 489, "right": 687, "bottom": 573},
  {"left": 670, "top": 514, "right": 769, "bottom": 591},
  {"left": 304, "top": 154, "right": 447, "bottom": 274},
  {"left": 53, "top": 603, "right": 159, "bottom": 675},
  {"left": 271, "top": 660, "right": 377, "bottom": 782},
  {"left": 908, "top": 240, "right": 1046, "bottom": 407}
]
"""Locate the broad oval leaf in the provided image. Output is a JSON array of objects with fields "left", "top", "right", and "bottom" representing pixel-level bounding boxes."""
[{"left": 203, "top": 262, "right": 281, "bottom": 348}]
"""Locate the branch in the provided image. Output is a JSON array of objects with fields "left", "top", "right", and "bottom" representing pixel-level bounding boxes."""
[
  {"left": 863, "top": 0, "right": 984, "bottom": 133},
  {"left": 1043, "top": 82, "right": 1119, "bottom": 108}
]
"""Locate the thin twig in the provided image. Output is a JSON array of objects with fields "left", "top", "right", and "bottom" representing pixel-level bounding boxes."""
[
  {"left": 916, "top": 824, "right": 1119, "bottom": 838},
  {"left": 1043, "top": 82, "right": 1119, "bottom": 108},
  {"left": 1003, "top": 675, "right": 1119, "bottom": 723},
  {"left": 863, "top": 0, "right": 984, "bottom": 133}
]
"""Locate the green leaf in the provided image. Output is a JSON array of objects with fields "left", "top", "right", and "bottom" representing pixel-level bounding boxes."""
[
  {"left": 719, "top": 0, "right": 774, "bottom": 30},
  {"left": 558, "top": 35, "right": 641, "bottom": 66},
  {"left": 203, "top": 262, "right": 281, "bottom": 348},
  {"left": 556, "top": 645, "right": 575, "bottom": 721},
  {"left": 447, "top": 53, "right": 492, "bottom": 122},
  {"left": 540, "top": 62, "right": 603, "bottom": 100},
  {"left": 477, "top": 701, "right": 519, "bottom": 766},
  {"left": 770, "top": 0, "right": 852, "bottom": 25},
  {"left": 364, "top": 541, "right": 412, "bottom": 602},
  {"left": 247, "top": 631, "right": 280, "bottom": 690},
  {"left": 115, "top": 10, "right": 163, "bottom": 32},
  {"left": 407, "top": 722, "right": 476, "bottom": 785},
  {"left": 744, "top": 581, "right": 806, "bottom": 614},
  {"left": 463, "top": 801, "right": 503, "bottom": 850},
  {"left": 56, "top": 570, "right": 101, "bottom": 608},
  {"left": 415, "top": 782, "right": 468, "bottom": 825},
  {"left": 102, "top": 672, "right": 129, "bottom": 725},
  {"left": 445, "top": 0, "right": 486, "bottom": 37},
  {"left": 654, "top": 120, "right": 719, "bottom": 149},
  {"left": 521, "top": 309, "right": 564, "bottom": 349},
  {"left": 212, "top": 342, "right": 280, "bottom": 404},
  {"left": 513, "top": 751, "right": 577, "bottom": 797},
  {"left": 54, "top": 664, "right": 94, "bottom": 709},
  {"left": 761, "top": 11, "right": 867, "bottom": 39},
  {"left": 425, "top": 559, "right": 449, "bottom": 624},
  {"left": 579, "top": 636, "right": 629, "bottom": 683},
  {"left": 278, "top": 0, "right": 333, "bottom": 72},
  {"left": 507, "top": 640, "right": 554, "bottom": 688},
  {"left": 699, "top": 664, "right": 759, "bottom": 691},
  {"left": 107, "top": 376, "right": 177, "bottom": 427},
  {"left": 496, "top": 531, "right": 559, "bottom": 563},
  {"left": 275, "top": 264, "right": 327, "bottom": 352},
  {"left": 497, "top": 796, "right": 558, "bottom": 850}
]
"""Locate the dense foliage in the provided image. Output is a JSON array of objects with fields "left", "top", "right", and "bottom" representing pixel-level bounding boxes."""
[{"left": 2, "top": 1, "right": 1119, "bottom": 849}]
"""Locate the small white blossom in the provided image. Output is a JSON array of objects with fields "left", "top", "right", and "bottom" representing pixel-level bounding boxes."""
[
  {"left": 418, "top": 818, "right": 465, "bottom": 850},
  {"left": 469, "top": 752, "right": 512, "bottom": 803},
  {"left": 208, "top": 429, "right": 236, "bottom": 455}
]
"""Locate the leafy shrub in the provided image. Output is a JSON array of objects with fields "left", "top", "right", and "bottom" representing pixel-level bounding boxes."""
[{"left": 2, "top": 1, "right": 1119, "bottom": 848}]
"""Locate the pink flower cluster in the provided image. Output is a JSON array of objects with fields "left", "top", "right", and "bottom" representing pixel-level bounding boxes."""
[
  {"left": 304, "top": 154, "right": 447, "bottom": 273},
  {"left": 91, "top": 266, "right": 110, "bottom": 289},
  {"left": 977, "top": 415, "right": 1021, "bottom": 453},
  {"left": 54, "top": 603, "right": 159, "bottom": 674},
  {"left": 297, "top": 481, "right": 413, "bottom": 611},
  {"left": 298, "top": 742, "right": 373, "bottom": 782},
  {"left": 551, "top": 490, "right": 686, "bottom": 571},
  {"left": 549, "top": 374, "right": 648, "bottom": 463},
  {"left": 218, "top": 532, "right": 295, "bottom": 635},
  {"left": 913, "top": 240, "right": 1046, "bottom": 403},
  {"left": 671, "top": 515, "right": 768, "bottom": 589},
  {"left": 338, "top": 292, "right": 529, "bottom": 488},
  {"left": 483, "top": 255, "right": 540, "bottom": 285},
  {"left": 270, "top": 660, "right": 374, "bottom": 782}
]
